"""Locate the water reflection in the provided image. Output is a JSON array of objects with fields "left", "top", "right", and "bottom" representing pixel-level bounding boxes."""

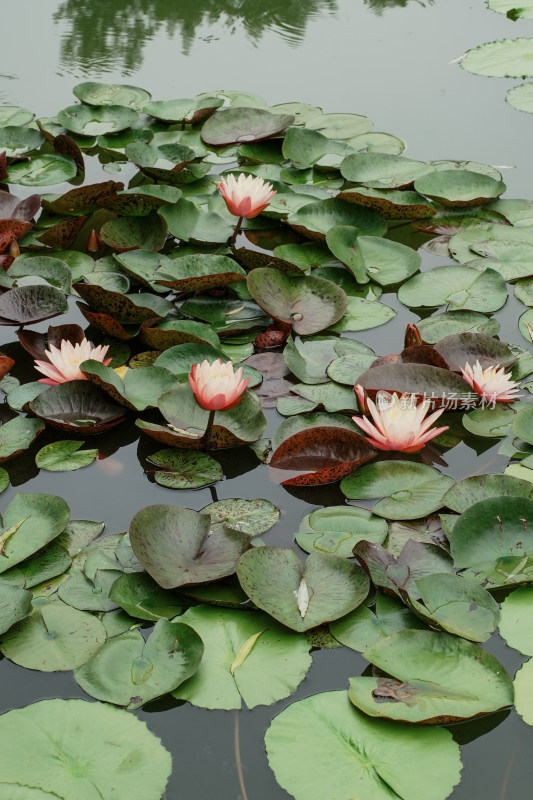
[
  {"left": 365, "top": 0, "right": 434, "bottom": 12},
  {"left": 53, "top": 0, "right": 338, "bottom": 74}
]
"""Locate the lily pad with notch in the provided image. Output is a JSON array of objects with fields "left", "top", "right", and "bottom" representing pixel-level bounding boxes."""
[
  {"left": 398, "top": 266, "right": 507, "bottom": 312},
  {"left": 35, "top": 440, "right": 98, "bottom": 471},
  {"left": 7, "top": 155, "right": 77, "bottom": 186},
  {"left": 28, "top": 380, "right": 126, "bottom": 435},
  {"left": 295, "top": 505, "right": 387, "bottom": 557},
  {"left": 99, "top": 213, "right": 168, "bottom": 252},
  {"left": 340, "top": 152, "right": 434, "bottom": 188},
  {"left": 81, "top": 360, "right": 177, "bottom": 411},
  {"left": 57, "top": 104, "right": 138, "bottom": 136}
]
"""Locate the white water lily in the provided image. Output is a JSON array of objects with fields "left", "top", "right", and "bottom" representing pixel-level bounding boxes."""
[{"left": 461, "top": 360, "right": 522, "bottom": 403}]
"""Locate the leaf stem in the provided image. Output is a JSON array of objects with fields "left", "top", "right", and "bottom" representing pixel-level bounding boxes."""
[{"left": 234, "top": 710, "right": 249, "bottom": 800}]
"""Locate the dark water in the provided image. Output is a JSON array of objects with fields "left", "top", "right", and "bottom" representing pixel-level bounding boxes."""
[{"left": 3, "top": 1, "right": 533, "bottom": 798}]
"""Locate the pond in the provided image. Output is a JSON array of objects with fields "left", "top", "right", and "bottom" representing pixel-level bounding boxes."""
[{"left": 1, "top": 1, "right": 533, "bottom": 798}]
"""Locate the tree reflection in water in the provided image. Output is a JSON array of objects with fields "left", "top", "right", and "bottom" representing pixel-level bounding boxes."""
[{"left": 52, "top": 0, "right": 433, "bottom": 77}]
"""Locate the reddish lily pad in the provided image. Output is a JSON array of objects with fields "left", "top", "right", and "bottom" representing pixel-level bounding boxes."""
[
  {"left": 0, "top": 191, "right": 40, "bottom": 221},
  {"left": 247, "top": 268, "right": 347, "bottom": 335},
  {"left": 43, "top": 180, "right": 123, "bottom": 215},
  {"left": 201, "top": 107, "right": 294, "bottom": 146},
  {"left": 37, "top": 216, "right": 89, "bottom": 249},
  {"left": 28, "top": 381, "right": 126, "bottom": 435},
  {"left": 18, "top": 324, "right": 86, "bottom": 361},
  {"left": 354, "top": 363, "right": 472, "bottom": 408},
  {"left": 433, "top": 332, "right": 516, "bottom": 372},
  {"left": 270, "top": 426, "right": 377, "bottom": 486},
  {"left": 129, "top": 505, "right": 250, "bottom": 589},
  {"left": 76, "top": 304, "right": 140, "bottom": 340}
]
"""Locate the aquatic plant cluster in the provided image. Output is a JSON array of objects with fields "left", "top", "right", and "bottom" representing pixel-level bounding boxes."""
[{"left": 0, "top": 82, "right": 533, "bottom": 799}]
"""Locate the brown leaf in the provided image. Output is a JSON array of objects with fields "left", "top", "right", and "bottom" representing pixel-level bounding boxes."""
[
  {"left": 37, "top": 215, "right": 89, "bottom": 248},
  {"left": 53, "top": 134, "right": 85, "bottom": 175}
]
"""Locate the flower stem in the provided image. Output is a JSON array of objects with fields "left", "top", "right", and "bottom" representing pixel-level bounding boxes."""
[
  {"left": 234, "top": 710, "right": 249, "bottom": 800},
  {"left": 202, "top": 409, "right": 216, "bottom": 451},
  {"left": 229, "top": 216, "right": 243, "bottom": 246}
]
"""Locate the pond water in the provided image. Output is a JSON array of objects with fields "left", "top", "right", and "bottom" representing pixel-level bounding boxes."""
[{"left": 2, "top": 1, "right": 533, "bottom": 799}]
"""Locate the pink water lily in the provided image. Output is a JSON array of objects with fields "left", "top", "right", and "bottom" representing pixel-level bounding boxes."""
[
  {"left": 217, "top": 173, "right": 276, "bottom": 219},
  {"left": 461, "top": 360, "right": 522, "bottom": 403},
  {"left": 34, "top": 338, "right": 111, "bottom": 385},
  {"left": 353, "top": 388, "right": 449, "bottom": 453},
  {"left": 188, "top": 358, "right": 250, "bottom": 412}
]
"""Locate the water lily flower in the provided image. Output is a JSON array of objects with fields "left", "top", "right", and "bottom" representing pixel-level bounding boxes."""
[
  {"left": 188, "top": 358, "right": 250, "bottom": 412},
  {"left": 353, "top": 388, "right": 449, "bottom": 453},
  {"left": 34, "top": 338, "right": 112, "bottom": 385},
  {"left": 217, "top": 173, "right": 276, "bottom": 219},
  {"left": 461, "top": 360, "right": 522, "bottom": 403}
]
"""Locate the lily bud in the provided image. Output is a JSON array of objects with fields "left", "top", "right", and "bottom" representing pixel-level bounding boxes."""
[
  {"left": 8, "top": 238, "right": 20, "bottom": 258},
  {"left": 404, "top": 323, "right": 422, "bottom": 349},
  {"left": 87, "top": 229, "right": 100, "bottom": 253},
  {"left": 354, "top": 383, "right": 369, "bottom": 415}
]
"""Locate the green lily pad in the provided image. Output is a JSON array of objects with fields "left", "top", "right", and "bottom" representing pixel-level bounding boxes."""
[
  {"left": 512, "top": 405, "right": 533, "bottom": 445},
  {"left": 265, "top": 691, "right": 462, "bottom": 800},
  {"left": 8, "top": 255, "right": 72, "bottom": 293},
  {"left": 443, "top": 473, "right": 533, "bottom": 512},
  {"left": 450, "top": 495, "right": 533, "bottom": 587},
  {"left": 174, "top": 605, "right": 312, "bottom": 709},
  {"left": 0, "top": 107, "right": 34, "bottom": 126},
  {"left": 328, "top": 296, "right": 396, "bottom": 332},
  {"left": 295, "top": 505, "right": 387, "bottom": 557},
  {"left": 507, "top": 82, "right": 533, "bottom": 112},
  {"left": 0, "top": 597, "right": 106, "bottom": 670},
  {"left": 462, "top": 406, "right": 515, "bottom": 438},
  {"left": 499, "top": 585, "right": 533, "bottom": 655},
  {"left": 75, "top": 619, "right": 203, "bottom": 708},
  {"left": 73, "top": 281, "right": 173, "bottom": 323},
  {"left": 81, "top": 361, "right": 176, "bottom": 411},
  {"left": 488, "top": 0, "right": 533, "bottom": 17},
  {"left": 7, "top": 155, "right": 77, "bottom": 186},
  {"left": 0, "top": 126, "right": 43, "bottom": 157},
  {"left": 201, "top": 107, "right": 294, "bottom": 145},
  {"left": 236, "top": 548, "right": 369, "bottom": 632},
  {"left": 109, "top": 572, "right": 183, "bottom": 621},
  {"left": 287, "top": 198, "right": 387, "bottom": 242},
  {"left": 143, "top": 96, "right": 223, "bottom": 123},
  {"left": 129, "top": 505, "right": 250, "bottom": 589},
  {"left": 161, "top": 198, "right": 233, "bottom": 243},
  {"left": 0, "top": 493, "right": 70, "bottom": 575},
  {"left": 0, "top": 285, "right": 68, "bottom": 326},
  {"left": 414, "top": 170, "right": 505, "bottom": 207},
  {"left": 416, "top": 311, "right": 500, "bottom": 343},
  {"left": 202, "top": 498, "right": 280, "bottom": 537},
  {"left": 340, "top": 152, "right": 434, "bottom": 188},
  {"left": 330, "top": 593, "right": 424, "bottom": 652},
  {"left": 247, "top": 268, "right": 347, "bottom": 335},
  {"left": 29, "top": 381, "right": 126, "bottom": 435},
  {"left": 281, "top": 126, "right": 349, "bottom": 169},
  {"left": 57, "top": 104, "right": 138, "bottom": 135},
  {"left": 35, "top": 440, "right": 97, "bottom": 471},
  {"left": 338, "top": 187, "right": 435, "bottom": 219},
  {"left": 139, "top": 319, "right": 221, "bottom": 351},
  {"left": 0, "top": 582, "right": 32, "bottom": 634},
  {"left": 341, "top": 461, "right": 455, "bottom": 520},
  {"left": 326, "top": 230, "right": 421, "bottom": 285},
  {"left": 155, "top": 254, "right": 246, "bottom": 291},
  {"left": 73, "top": 81, "right": 151, "bottom": 109},
  {"left": 99, "top": 213, "right": 168, "bottom": 252},
  {"left": 0, "top": 699, "right": 171, "bottom": 799},
  {"left": 462, "top": 37, "right": 533, "bottom": 78},
  {"left": 398, "top": 265, "right": 507, "bottom": 312},
  {"left": 0, "top": 416, "right": 44, "bottom": 462},
  {"left": 348, "top": 630, "right": 513, "bottom": 723},
  {"left": 147, "top": 448, "right": 223, "bottom": 489}
]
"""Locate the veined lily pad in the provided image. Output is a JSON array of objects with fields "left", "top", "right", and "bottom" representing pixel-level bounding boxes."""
[
  {"left": 109, "top": 572, "right": 183, "bottom": 621},
  {"left": 202, "top": 498, "right": 280, "bottom": 537},
  {"left": 99, "top": 213, "right": 168, "bottom": 252},
  {"left": 281, "top": 126, "right": 349, "bottom": 169},
  {"left": 147, "top": 448, "right": 223, "bottom": 489},
  {"left": 0, "top": 699, "right": 171, "bottom": 799},
  {"left": 330, "top": 593, "right": 424, "bottom": 652},
  {"left": 174, "top": 605, "right": 312, "bottom": 709},
  {"left": 443, "top": 473, "right": 533, "bottom": 513},
  {"left": 462, "top": 405, "right": 515, "bottom": 438},
  {"left": 450, "top": 495, "right": 533, "bottom": 587},
  {"left": 129, "top": 505, "right": 250, "bottom": 589},
  {"left": 201, "top": 107, "right": 294, "bottom": 145},
  {"left": 7, "top": 255, "right": 72, "bottom": 293},
  {"left": 57, "top": 104, "right": 138, "bottom": 135},
  {"left": 7, "top": 155, "right": 77, "bottom": 186},
  {"left": 73, "top": 281, "right": 173, "bottom": 323},
  {"left": 35, "top": 440, "right": 97, "bottom": 471},
  {"left": 342, "top": 461, "right": 455, "bottom": 520},
  {"left": 348, "top": 630, "right": 513, "bottom": 723},
  {"left": 0, "top": 597, "right": 106, "bottom": 670},
  {"left": 28, "top": 381, "right": 126, "bottom": 435},
  {"left": 340, "top": 152, "right": 434, "bottom": 188},
  {"left": 0, "top": 107, "right": 34, "bottom": 126},
  {"left": 265, "top": 691, "right": 462, "bottom": 800},
  {"left": 295, "top": 505, "right": 387, "bottom": 557},
  {"left": 73, "top": 81, "right": 151, "bottom": 109},
  {"left": 398, "top": 266, "right": 507, "bottom": 312},
  {"left": 287, "top": 198, "right": 386, "bottom": 242},
  {"left": 0, "top": 582, "right": 32, "bottom": 635},
  {"left": 0, "top": 416, "right": 44, "bottom": 462},
  {"left": 155, "top": 254, "right": 245, "bottom": 291},
  {"left": 237, "top": 547, "right": 369, "bottom": 631},
  {"left": 414, "top": 170, "right": 506, "bottom": 207},
  {"left": 0, "top": 285, "right": 68, "bottom": 326},
  {"left": 247, "top": 268, "right": 348, "bottom": 335},
  {"left": 434, "top": 331, "right": 515, "bottom": 372},
  {"left": 75, "top": 619, "right": 203, "bottom": 708},
  {"left": 461, "top": 38, "right": 533, "bottom": 78}
]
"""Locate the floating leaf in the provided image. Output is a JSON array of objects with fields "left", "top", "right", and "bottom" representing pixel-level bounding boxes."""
[
  {"left": 174, "top": 605, "right": 312, "bottom": 709},
  {"left": 0, "top": 493, "right": 69, "bottom": 575},
  {"left": 295, "top": 505, "right": 387, "bottom": 557},
  {"left": 265, "top": 691, "right": 462, "bottom": 800},
  {"left": 73, "top": 81, "right": 151, "bottom": 109},
  {"left": 57, "top": 104, "right": 138, "bottom": 135},
  {"left": 348, "top": 630, "right": 513, "bottom": 723},
  {"left": 35, "top": 440, "right": 97, "bottom": 471},
  {"left": 443, "top": 473, "right": 533, "bottom": 513},
  {"left": 287, "top": 198, "right": 386, "bottom": 242},
  {"left": 0, "top": 699, "right": 171, "bottom": 799},
  {"left": 330, "top": 593, "right": 424, "bottom": 652},
  {"left": 0, "top": 285, "right": 68, "bottom": 326},
  {"left": 462, "top": 38, "right": 533, "bottom": 78},
  {"left": 507, "top": 82, "right": 533, "bottom": 112},
  {"left": 147, "top": 448, "right": 223, "bottom": 489},
  {"left": 237, "top": 548, "right": 369, "bottom": 631},
  {"left": 414, "top": 170, "right": 505, "bottom": 207},
  {"left": 0, "top": 417, "right": 44, "bottom": 462},
  {"left": 202, "top": 498, "right": 280, "bottom": 537},
  {"left": 28, "top": 381, "right": 126, "bottom": 435},
  {"left": 99, "top": 213, "right": 168, "bottom": 252},
  {"left": 201, "top": 107, "right": 294, "bottom": 145},
  {"left": 416, "top": 311, "right": 499, "bottom": 343},
  {"left": 0, "top": 126, "right": 43, "bottom": 157},
  {"left": 340, "top": 152, "right": 434, "bottom": 188},
  {"left": 341, "top": 461, "right": 455, "bottom": 520},
  {"left": 7, "top": 155, "right": 77, "bottom": 186},
  {"left": 398, "top": 266, "right": 507, "bottom": 312}
]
